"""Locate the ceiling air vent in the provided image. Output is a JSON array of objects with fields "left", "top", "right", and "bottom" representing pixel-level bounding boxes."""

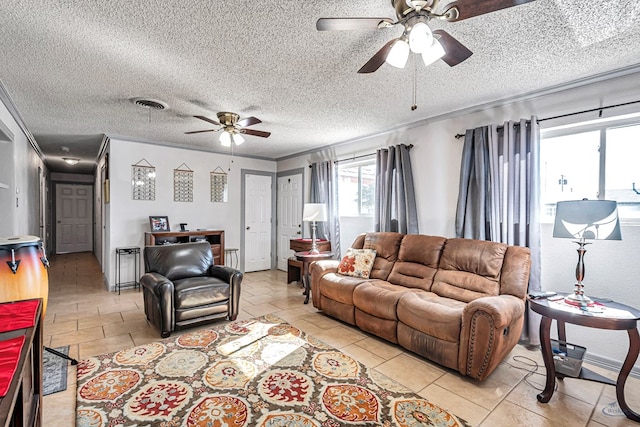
[{"left": 130, "top": 97, "right": 168, "bottom": 110}]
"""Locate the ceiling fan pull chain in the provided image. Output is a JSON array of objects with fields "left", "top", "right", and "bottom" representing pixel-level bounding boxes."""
[{"left": 411, "top": 54, "right": 418, "bottom": 111}]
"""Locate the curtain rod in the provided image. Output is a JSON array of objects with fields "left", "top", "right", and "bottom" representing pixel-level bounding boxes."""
[
  {"left": 454, "top": 99, "right": 640, "bottom": 139},
  {"left": 308, "top": 144, "right": 413, "bottom": 167}
]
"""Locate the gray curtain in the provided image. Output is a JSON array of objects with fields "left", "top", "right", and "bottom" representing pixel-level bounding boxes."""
[
  {"left": 375, "top": 144, "right": 419, "bottom": 234},
  {"left": 455, "top": 117, "right": 542, "bottom": 345},
  {"left": 310, "top": 161, "right": 341, "bottom": 258}
]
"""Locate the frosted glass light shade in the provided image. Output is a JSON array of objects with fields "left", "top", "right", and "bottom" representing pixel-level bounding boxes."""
[
  {"left": 219, "top": 131, "right": 232, "bottom": 147},
  {"left": 232, "top": 133, "right": 245, "bottom": 145},
  {"left": 422, "top": 39, "right": 445, "bottom": 66},
  {"left": 303, "top": 203, "right": 327, "bottom": 222},
  {"left": 409, "top": 22, "right": 433, "bottom": 53},
  {"left": 386, "top": 39, "right": 409, "bottom": 68}
]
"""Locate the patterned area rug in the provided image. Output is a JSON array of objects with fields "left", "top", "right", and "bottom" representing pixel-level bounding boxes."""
[
  {"left": 76, "top": 314, "right": 471, "bottom": 426},
  {"left": 43, "top": 345, "right": 69, "bottom": 396}
]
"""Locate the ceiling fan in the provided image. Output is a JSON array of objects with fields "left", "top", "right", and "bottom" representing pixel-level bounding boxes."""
[
  {"left": 185, "top": 112, "right": 271, "bottom": 146},
  {"left": 317, "top": 0, "right": 535, "bottom": 73}
]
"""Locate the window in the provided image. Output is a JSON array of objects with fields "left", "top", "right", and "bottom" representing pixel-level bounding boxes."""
[
  {"left": 337, "top": 160, "right": 376, "bottom": 216},
  {"left": 540, "top": 120, "right": 640, "bottom": 221}
]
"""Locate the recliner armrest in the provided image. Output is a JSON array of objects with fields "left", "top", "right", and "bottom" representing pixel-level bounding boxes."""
[
  {"left": 140, "top": 272, "right": 174, "bottom": 297},
  {"left": 208, "top": 265, "right": 242, "bottom": 283}
]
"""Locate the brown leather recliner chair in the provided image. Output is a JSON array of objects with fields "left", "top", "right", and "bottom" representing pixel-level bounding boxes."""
[{"left": 140, "top": 242, "right": 242, "bottom": 338}]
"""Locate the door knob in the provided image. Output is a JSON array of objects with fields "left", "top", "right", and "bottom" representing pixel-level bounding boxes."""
[
  {"left": 296, "top": 231, "right": 301, "bottom": 235},
  {"left": 246, "top": 226, "right": 250, "bottom": 230}
]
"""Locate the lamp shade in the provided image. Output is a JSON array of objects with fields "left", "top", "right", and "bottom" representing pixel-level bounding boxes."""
[
  {"left": 303, "top": 203, "right": 327, "bottom": 222},
  {"left": 219, "top": 131, "right": 232, "bottom": 147},
  {"left": 386, "top": 38, "right": 409, "bottom": 68},
  {"left": 553, "top": 199, "right": 622, "bottom": 240}
]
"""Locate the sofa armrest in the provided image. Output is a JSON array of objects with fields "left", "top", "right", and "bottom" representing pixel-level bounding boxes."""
[
  {"left": 208, "top": 265, "right": 243, "bottom": 320},
  {"left": 459, "top": 295, "right": 525, "bottom": 380},
  {"left": 310, "top": 260, "right": 340, "bottom": 308}
]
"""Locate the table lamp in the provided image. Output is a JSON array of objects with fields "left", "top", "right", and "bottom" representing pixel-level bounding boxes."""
[
  {"left": 553, "top": 199, "right": 621, "bottom": 306},
  {"left": 303, "top": 203, "right": 327, "bottom": 255}
]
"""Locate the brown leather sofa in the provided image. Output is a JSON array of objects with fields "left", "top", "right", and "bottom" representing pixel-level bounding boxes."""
[
  {"left": 310, "top": 232, "right": 531, "bottom": 381},
  {"left": 141, "top": 242, "right": 243, "bottom": 338}
]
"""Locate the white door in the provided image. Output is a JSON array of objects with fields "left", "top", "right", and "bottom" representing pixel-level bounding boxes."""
[
  {"left": 55, "top": 183, "right": 93, "bottom": 253},
  {"left": 277, "top": 174, "right": 302, "bottom": 270},
  {"left": 244, "top": 174, "right": 272, "bottom": 272}
]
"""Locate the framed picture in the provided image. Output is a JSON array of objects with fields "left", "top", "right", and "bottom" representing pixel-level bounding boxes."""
[{"left": 149, "top": 216, "right": 170, "bottom": 232}]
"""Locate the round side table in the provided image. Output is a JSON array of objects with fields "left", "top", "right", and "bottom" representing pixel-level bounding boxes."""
[
  {"left": 529, "top": 294, "right": 640, "bottom": 422},
  {"left": 294, "top": 251, "right": 334, "bottom": 304}
]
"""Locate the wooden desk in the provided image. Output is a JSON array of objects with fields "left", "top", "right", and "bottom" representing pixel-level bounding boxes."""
[
  {"left": 529, "top": 294, "right": 640, "bottom": 422},
  {"left": 294, "top": 251, "right": 334, "bottom": 304},
  {"left": 0, "top": 299, "right": 43, "bottom": 427}
]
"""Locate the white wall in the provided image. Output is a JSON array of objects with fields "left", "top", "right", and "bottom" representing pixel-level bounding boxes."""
[
  {"left": 106, "top": 138, "right": 276, "bottom": 289},
  {"left": 0, "top": 94, "right": 46, "bottom": 238},
  {"left": 277, "top": 70, "right": 640, "bottom": 371}
]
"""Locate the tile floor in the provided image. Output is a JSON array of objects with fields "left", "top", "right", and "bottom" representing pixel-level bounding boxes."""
[{"left": 42, "top": 252, "right": 640, "bottom": 426}]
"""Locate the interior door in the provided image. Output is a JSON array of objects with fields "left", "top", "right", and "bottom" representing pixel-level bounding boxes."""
[
  {"left": 55, "top": 183, "right": 93, "bottom": 253},
  {"left": 244, "top": 174, "right": 272, "bottom": 272},
  {"left": 276, "top": 173, "right": 302, "bottom": 271}
]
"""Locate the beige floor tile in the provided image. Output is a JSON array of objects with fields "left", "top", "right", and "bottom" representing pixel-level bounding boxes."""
[
  {"left": 42, "top": 386, "right": 77, "bottom": 427},
  {"left": 50, "top": 326, "right": 104, "bottom": 347},
  {"left": 242, "top": 302, "right": 282, "bottom": 317},
  {"left": 97, "top": 301, "right": 139, "bottom": 315},
  {"left": 375, "top": 354, "right": 446, "bottom": 392},
  {"left": 435, "top": 372, "right": 513, "bottom": 410},
  {"left": 78, "top": 333, "right": 136, "bottom": 358},
  {"left": 340, "top": 343, "right": 386, "bottom": 368},
  {"left": 505, "top": 380, "right": 593, "bottom": 426},
  {"left": 312, "top": 324, "right": 367, "bottom": 349},
  {"left": 53, "top": 308, "right": 99, "bottom": 322},
  {"left": 102, "top": 317, "right": 152, "bottom": 337},
  {"left": 353, "top": 336, "right": 404, "bottom": 360},
  {"left": 77, "top": 312, "right": 124, "bottom": 329},
  {"left": 44, "top": 319, "right": 78, "bottom": 336},
  {"left": 479, "top": 400, "right": 559, "bottom": 426},
  {"left": 418, "top": 384, "right": 490, "bottom": 426},
  {"left": 120, "top": 308, "right": 147, "bottom": 321}
]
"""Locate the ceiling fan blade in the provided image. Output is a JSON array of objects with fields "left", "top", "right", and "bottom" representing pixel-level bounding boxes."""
[
  {"left": 237, "top": 116, "right": 261, "bottom": 128},
  {"left": 184, "top": 129, "right": 216, "bottom": 134},
  {"left": 242, "top": 129, "right": 271, "bottom": 138},
  {"left": 433, "top": 30, "right": 473, "bottom": 67},
  {"left": 316, "top": 17, "right": 394, "bottom": 31},
  {"left": 194, "top": 115, "right": 221, "bottom": 126},
  {"left": 357, "top": 38, "right": 398, "bottom": 74},
  {"left": 442, "top": 0, "right": 535, "bottom": 21}
]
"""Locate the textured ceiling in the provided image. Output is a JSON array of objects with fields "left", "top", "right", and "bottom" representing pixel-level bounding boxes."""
[{"left": 1, "top": 0, "right": 640, "bottom": 174}]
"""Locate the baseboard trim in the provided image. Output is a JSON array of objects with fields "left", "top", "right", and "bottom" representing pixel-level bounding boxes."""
[{"left": 583, "top": 353, "right": 640, "bottom": 379}]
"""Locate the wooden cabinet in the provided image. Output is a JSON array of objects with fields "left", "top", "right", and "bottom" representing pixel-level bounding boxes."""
[
  {"left": 0, "top": 299, "right": 43, "bottom": 427},
  {"left": 145, "top": 230, "right": 225, "bottom": 265}
]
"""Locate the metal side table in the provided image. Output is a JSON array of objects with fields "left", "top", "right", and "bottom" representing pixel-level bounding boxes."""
[{"left": 115, "top": 246, "right": 140, "bottom": 295}]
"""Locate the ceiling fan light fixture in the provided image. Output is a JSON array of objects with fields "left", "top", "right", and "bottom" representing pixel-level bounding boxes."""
[
  {"left": 63, "top": 157, "right": 80, "bottom": 165},
  {"left": 422, "top": 38, "right": 445, "bottom": 66},
  {"left": 232, "top": 132, "right": 245, "bottom": 146},
  {"left": 409, "top": 21, "right": 433, "bottom": 53},
  {"left": 386, "top": 38, "right": 410, "bottom": 68},
  {"left": 219, "top": 131, "right": 232, "bottom": 147}
]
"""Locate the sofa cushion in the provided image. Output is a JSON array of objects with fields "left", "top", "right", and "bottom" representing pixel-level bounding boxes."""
[
  {"left": 353, "top": 280, "right": 419, "bottom": 320},
  {"left": 318, "top": 273, "right": 369, "bottom": 305},
  {"left": 432, "top": 238, "right": 507, "bottom": 302},
  {"left": 173, "top": 276, "right": 230, "bottom": 309},
  {"left": 363, "top": 232, "right": 404, "bottom": 280},
  {"left": 387, "top": 234, "right": 446, "bottom": 291},
  {"left": 337, "top": 248, "right": 377, "bottom": 278},
  {"left": 397, "top": 292, "right": 465, "bottom": 342}
]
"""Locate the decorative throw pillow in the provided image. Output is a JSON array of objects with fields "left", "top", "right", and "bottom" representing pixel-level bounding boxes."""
[{"left": 337, "top": 248, "right": 377, "bottom": 278}]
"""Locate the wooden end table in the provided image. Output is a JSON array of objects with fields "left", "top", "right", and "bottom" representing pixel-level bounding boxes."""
[
  {"left": 294, "top": 251, "right": 334, "bottom": 304},
  {"left": 529, "top": 293, "right": 640, "bottom": 422}
]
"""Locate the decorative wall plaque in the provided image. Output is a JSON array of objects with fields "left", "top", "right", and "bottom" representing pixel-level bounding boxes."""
[
  {"left": 210, "top": 166, "right": 228, "bottom": 203},
  {"left": 132, "top": 159, "right": 156, "bottom": 201},
  {"left": 174, "top": 163, "right": 193, "bottom": 202}
]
